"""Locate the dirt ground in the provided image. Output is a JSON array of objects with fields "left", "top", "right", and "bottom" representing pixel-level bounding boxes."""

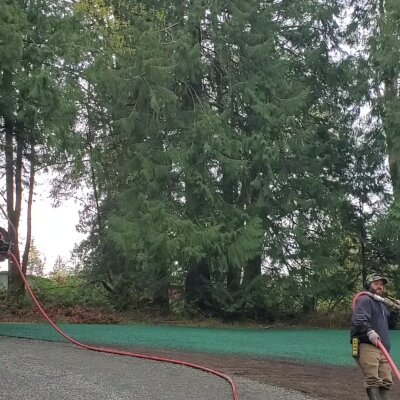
[
  {"left": 116, "top": 346, "right": 400, "bottom": 400},
  {"left": 1, "top": 308, "right": 397, "bottom": 399}
]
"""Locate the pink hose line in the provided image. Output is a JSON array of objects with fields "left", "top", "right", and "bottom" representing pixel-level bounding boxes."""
[
  {"left": 376, "top": 341, "right": 400, "bottom": 381},
  {"left": 353, "top": 291, "right": 400, "bottom": 382},
  {"left": 4, "top": 251, "right": 240, "bottom": 400}
]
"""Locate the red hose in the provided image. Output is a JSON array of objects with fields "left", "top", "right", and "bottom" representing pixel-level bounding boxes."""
[
  {"left": 376, "top": 341, "right": 400, "bottom": 381},
  {"left": 3, "top": 251, "right": 240, "bottom": 400},
  {"left": 352, "top": 291, "right": 400, "bottom": 382},
  {"left": 352, "top": 291, "right": 370, "bottom": 311}
]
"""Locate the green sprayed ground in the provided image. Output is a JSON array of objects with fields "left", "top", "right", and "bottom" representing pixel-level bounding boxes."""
[{"left": 1, "top": 323, "right": 399, "bottom": 366}]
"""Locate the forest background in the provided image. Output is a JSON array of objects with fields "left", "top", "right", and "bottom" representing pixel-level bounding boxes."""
[{"left": 1, "top": 0, "right": 400, "bottom": 326}]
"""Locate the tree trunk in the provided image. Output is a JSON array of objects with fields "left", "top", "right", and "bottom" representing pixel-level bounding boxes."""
[
  {"left": 86, "top": 84, "right": 103, "bottom": 231},
  {"left": 184, "top": 258, "right": 212, "bottom": 313},
  {"left": 384, "top": 77, "right": 400, "bottom": 199},
  {"left": 152, "top": 268, "right": 170, "bottom": 314},
  {"left": 8, "top": 131, "right": 24, "bottom": 296},
  {"left": 227, "top": 266, "right": 241, "bottom": 293},
  {"left": 378, "top": 0, "right": 400, "bottom": 200},
  {"left": 22, "top": 142, "right": 35, "bottom": 276},
  {"left": 3, "top": 68, "right": 24, "bottom": 296},
  {"left": 242, "top": 254, "right": 262, "bottom": 287}
]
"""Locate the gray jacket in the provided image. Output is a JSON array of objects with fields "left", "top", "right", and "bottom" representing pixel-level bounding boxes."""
[{"left": 350, "top": 293, "right": 397, "bottom": 351}]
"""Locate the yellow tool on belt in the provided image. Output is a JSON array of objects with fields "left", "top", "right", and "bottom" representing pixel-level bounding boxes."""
[{"left": 352, "top": 338, "right": 359, "bottom": 358}]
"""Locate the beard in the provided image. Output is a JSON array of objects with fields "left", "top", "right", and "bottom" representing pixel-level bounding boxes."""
[{"left": 370, "top": 287, "right": 384, "bottom": 295}]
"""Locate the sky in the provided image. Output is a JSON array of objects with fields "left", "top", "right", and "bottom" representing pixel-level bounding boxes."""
[
  {"left": 0, "top": 173, "right": 85, "bottom": 274},
  {"left": 31, "top": 195, "right": 85, "bottom": 272},
  {"left": 31, "top": 172, "right": 86, "bottom": 273}
]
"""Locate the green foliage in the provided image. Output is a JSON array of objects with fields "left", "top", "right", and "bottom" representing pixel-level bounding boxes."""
[
  {"left": 71, "top": 0, "right": 375, "bottom": 317},
  {"left": 27, "top": 240, "right": 45, "bottom": 277},
  {"left": 30, "top": 275, "right": 109, "bottom": 309},
  {"left": 0, "top": 0, "right": 83, "bottom": 298},
  {"left": 209, "top": 274, "right": 318, "bottom": 322},
  {"left": 4, "top": 0, "right": 397, "bottom": 323}
]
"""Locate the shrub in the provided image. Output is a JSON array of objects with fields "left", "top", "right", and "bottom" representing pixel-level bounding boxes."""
[{"left": 29, "top": 274, "right": 110, "bottom": 309}]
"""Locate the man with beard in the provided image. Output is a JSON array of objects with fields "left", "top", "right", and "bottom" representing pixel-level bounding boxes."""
[{"left": 351, "top": 273, "right": 398, "bottom": 400}]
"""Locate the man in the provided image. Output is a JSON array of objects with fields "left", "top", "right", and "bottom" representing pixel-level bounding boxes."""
[{"left": 351, "top": 273, "right": 398, "bottom": 400}]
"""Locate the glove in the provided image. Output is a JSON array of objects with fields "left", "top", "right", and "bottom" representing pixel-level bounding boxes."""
[{"left": 367, "top": 330, "right": 380, "bottom": 345}]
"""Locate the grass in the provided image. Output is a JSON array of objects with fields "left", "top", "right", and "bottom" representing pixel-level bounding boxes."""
[{"left": 1, "top": 322, "right": 399, "bottom": 367}]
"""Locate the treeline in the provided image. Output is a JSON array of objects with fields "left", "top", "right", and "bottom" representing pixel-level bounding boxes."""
[{"left": 2, "top": 0, "right": 400, "bottom": 321}]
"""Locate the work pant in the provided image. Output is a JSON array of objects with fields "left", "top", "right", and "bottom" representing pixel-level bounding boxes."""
[{"left": 357, "top": 343, "right": 392, "bottom": 389}]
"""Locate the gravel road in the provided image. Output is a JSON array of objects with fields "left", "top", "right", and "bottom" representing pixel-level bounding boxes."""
[{"left": 0, "top": 337, "right": 317, "bottom": 400}]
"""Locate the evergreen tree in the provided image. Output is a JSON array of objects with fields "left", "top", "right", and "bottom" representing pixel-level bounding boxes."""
[
  {"left": 348, "top": 0, "right": 400, "bottom": 286},
  {"left": 0, "top": 0, "right": 79, "bottom": 296},
  {"left": 27, "top": 240, "right": 45, "bottom": 277},
  {"left": 43, "top": 0, "right": 393, "bottom": 318},
  {"left": 77, "top": 0, "right": 364, "bottom": 316}
]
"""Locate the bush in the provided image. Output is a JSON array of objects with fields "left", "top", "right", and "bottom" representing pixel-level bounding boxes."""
[
  {"left": 29, "top": 274, "right": 110, "bottom": 309},
  {"left": 206, "top": 275, "right": 303, "bottom": 322}
]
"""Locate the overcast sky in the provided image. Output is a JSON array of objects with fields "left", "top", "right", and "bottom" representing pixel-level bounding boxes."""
[
  {"left": 31, "top": 196, "right": 84, "bottom": 272},
  {"left": 0, "top": 173, "right": 85, "bottom": 274}
]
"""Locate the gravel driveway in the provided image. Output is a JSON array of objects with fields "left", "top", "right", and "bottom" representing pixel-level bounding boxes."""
[{"left": 0, "top": 337, "right": 316, "bottom": 400}]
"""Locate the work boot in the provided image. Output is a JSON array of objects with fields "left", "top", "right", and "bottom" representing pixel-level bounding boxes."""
[
  {"left": 379, "top": 388, "right": 389, "bottom": 400},
  {"left": 366, "top": 387, "right": 381, "bottom": 400}
]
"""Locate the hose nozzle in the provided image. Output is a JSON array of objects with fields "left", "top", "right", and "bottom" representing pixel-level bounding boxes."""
[{"left": 371, "top": 293, "right": 400, "bottom": 311}]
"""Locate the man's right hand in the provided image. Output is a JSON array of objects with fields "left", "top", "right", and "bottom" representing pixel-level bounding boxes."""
[{"left": 367, "top": 330, "right": 380, "bottom": 345}]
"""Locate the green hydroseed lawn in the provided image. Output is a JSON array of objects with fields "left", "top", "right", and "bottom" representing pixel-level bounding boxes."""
[{"left": 1, "top": 323, "right": 399, "bottom": 366}]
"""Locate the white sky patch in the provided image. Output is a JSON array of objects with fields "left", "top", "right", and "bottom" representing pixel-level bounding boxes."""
[
  {"left": 0, "top": 173, "right": 85, "bottom": 274},
  {"left": 30, "top": 172, "right": 86, "bottom": 273},
  {"left": 31, "top": 196, "right": 84, "bottom": 273}
]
